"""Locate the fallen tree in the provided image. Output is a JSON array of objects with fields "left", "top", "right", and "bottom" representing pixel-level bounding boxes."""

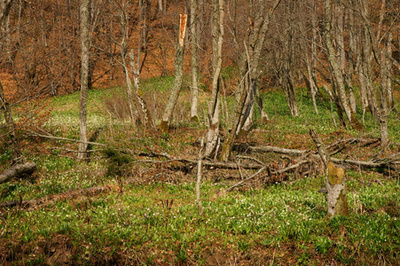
[
  {"left": 0, "top": 185, "right": 112, "bottom": 209},
  {"left": 0, "top": 162, "right": 36, "bottom": 184}
]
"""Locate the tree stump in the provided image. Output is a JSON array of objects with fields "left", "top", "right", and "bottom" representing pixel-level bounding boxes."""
[
  {"left": 309, "top": 129, "right": 349, "bottom": 218},
  {"left": 326, "top": 162, "right": 349, "bottom": 217}
]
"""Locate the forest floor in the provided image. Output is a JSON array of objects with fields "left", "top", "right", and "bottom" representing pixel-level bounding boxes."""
[{"left": 0, "top": 76, "right": 399, "bottom": 265}]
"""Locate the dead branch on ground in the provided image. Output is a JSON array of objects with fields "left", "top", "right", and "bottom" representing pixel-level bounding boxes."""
[
  {"left": 0, "top": 185, "right": 112, "bottom": 209},
  {"left": 0, "top": 162, "right": 36, "bottom": 184}
]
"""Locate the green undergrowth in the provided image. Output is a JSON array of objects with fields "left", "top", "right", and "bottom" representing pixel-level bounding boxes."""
[
  {"left": 1, "top": 173, "right": 399, "bottom": 264},
  {"left": 1, "top": 75, "right": 400, "bottom": 264}
]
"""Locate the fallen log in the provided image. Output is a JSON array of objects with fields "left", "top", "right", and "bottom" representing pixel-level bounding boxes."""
[
  {"left": 137, "top": 158, "right": 263, "bottom": 170},
  {"left": 0, "top": 185, "right": 112, "bottom": 209},
  {"left": 246, "top": 145, "right": 307, "bottom": 156},
  {"left": 331, "top": 157, "right": 400, "bottom": 170},
  {"left": 0, "top": 162, "right": 36, "bottom": 184},
  {"left": 243, "top": 137, "right": 379, "bottom": 157}
]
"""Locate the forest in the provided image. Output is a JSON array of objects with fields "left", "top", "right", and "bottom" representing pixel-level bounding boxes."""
[{"left": 0, "top": 0, "right": 399, "bottom": 264}]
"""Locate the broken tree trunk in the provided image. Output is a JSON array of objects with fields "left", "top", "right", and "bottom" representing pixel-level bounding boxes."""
[
  {"left": 0, "top": 162, "right": 36, "bottom": 184},
  {"left": 309, "top": 129, "right": 349, "bottom": 218},
  {"left": 160, "top": 14, "right": 187, "bottom": 133}
]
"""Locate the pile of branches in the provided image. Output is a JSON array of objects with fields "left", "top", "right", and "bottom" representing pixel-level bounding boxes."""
[{"left": 137, "top": 135, "right": 399, "bottom": 188}]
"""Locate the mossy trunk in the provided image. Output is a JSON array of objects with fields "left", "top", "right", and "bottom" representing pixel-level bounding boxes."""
[{"left": 310, "top": 129, "right": 349, "bottom": 218}]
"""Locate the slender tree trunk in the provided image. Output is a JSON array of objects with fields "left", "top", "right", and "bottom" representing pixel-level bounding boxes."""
[
  {"left": 310, "top": 0, "right": 319, "bottom": 115},
  {"left": 160, "top": 14, "right": 187, "bottom": 133},
  {"left": 78, "top": 0, "right": 90, "bottom": 160},
  {"left": 130, "top": 49, "right": 153, "bottom": 128},
  {"left": 357, "top": 0, "right": 391, "bottom": 146},
  {"left": 379, "top": 36, "right": 391, "bottom": 147},
  {"left": 190, "top": 0, "right": 199, "bottom": 121},
  {"left": 122, "top": 52, "right": 137, "bottom": 123},
  {"left": 0, "top": 0, "right": 20, "bottom": 161},
  {"left": 0, "top": 81, "right": 21, "bottom": 160},
  {"left": 119, "top": 2, "right": 136, "bottom": 123},
  {"left": 219, "top": 0, "right": 280, "bottom": 161},
  {"left": 324, "top": 0, "right": 362, "bottom": 130},
  {"left": 204, "top": 0, "right": 224, "bottom": 158},
  {"left": 359, "top": 26, "right": 376, "bottom": 118}
]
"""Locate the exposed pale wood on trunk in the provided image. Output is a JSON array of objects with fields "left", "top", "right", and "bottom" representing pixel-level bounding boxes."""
[
  {"left": 160, "top": 14, "right": 187, "bottom": 132},
  {"left": 129, "top": 49, "right": 153, "bottom": 128},
  {"left": 310, "top": 129, "right": 349, "bottom": 218}
]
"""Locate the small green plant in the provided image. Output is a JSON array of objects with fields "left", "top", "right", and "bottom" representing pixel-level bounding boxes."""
[
  {"left": 103, "top": 148, "right": 132, "bottom": 177},
  {"left": 314, "top": 236, "right": 331, "bottom": 254}
]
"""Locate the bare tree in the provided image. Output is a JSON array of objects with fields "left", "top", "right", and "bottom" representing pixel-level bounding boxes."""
[
  {"left": 160, "top": 13, "right": 188, "bottom": 132},
  {"left": 356, "top": 0, "right": 394, "bottom": 146},
  {"left": 219, "top": 0, "right": 281, "bottom": 161},
  {"left": 272, "top": 0, "right": 300, "bottom": 117},
  {"left": 323, "top": 0, "right": 362, "bottom": 130},
  {"left": 190, "top": 0, "right": 200, "bottom": 121},
  {"left": 203, "top": 0, "right": 224, "bottom": 158},
  {"left": 78, "top": 0, "right": 91, "bottom": 160},
  {"left": 0, "top": 0, "right": 21, "bottom": 161}
]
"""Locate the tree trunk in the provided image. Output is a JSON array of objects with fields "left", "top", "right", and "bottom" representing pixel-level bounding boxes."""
[
  {"left": 0, "top": 162, "right": 36, "bottom": 184},
  {"left": 309, "top": 129, "right": 349, "bottom": 218},
  {"left": 378, "top": 35, "right": 391, "bottom": 147},
  {"left": 219, "top": 0, "right": 281, "bottom": 161},
  {"left": 324, "top": 0, "right": 362, "bottom": 130},
  {"left": 190, "top": 0, "right": 199, "bottom": 121},
  {"left": 78, "top": 0, "right": 91, "bottom": 160},
  {"left": 129, "top": 49, "right": 153, "bottom": 128},
  {"left": 204, "top": 0, "right": 224, "bottom": 158},
  {"left": 0, "top": 0, "right": 21, "bottom": 161},
  {"left": 160, "top": 14, "right": 187, "bottom": 133}
]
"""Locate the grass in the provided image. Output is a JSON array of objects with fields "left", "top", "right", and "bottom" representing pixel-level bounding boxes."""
[{"left": 1, "top": 75, "right": 400, "bottom": 264}]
